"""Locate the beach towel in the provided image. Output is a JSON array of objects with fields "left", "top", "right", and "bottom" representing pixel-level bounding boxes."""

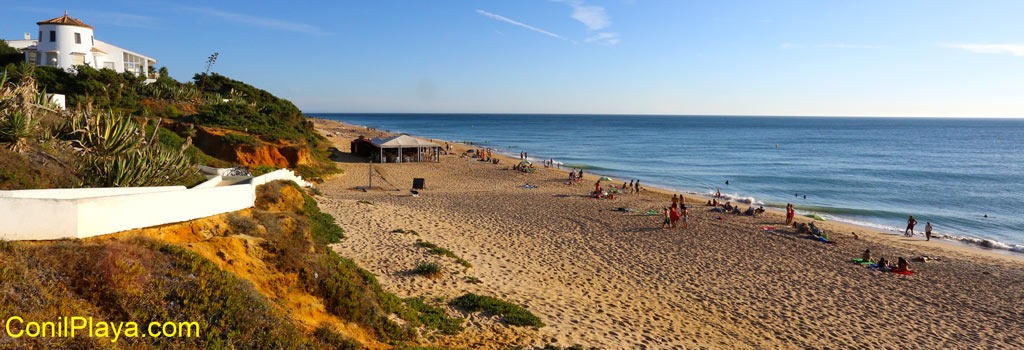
[
  {"left": 760, "top": 226, "right": 775, "bottom": 231},
  {"left": 518, "top": 185, "right": 538, "bottom": 189},
  {"left": 645, "top": 210, "right": 659, "bottom": 214},
  {"left": 890, "top": 268, "right": 914, "bottom": 275}
]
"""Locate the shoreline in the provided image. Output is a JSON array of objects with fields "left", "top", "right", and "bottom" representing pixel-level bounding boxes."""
[{"left": 314, "top": 117, "right": 1024, "bottom": 263}]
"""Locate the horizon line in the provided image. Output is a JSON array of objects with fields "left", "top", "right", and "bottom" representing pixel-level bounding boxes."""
[{"left": 303, "top": 112, "right": 1024, "bottom": 120}]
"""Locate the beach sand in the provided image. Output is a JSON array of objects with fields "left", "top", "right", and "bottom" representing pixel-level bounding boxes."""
[{"left": 312, "top": 118, "right": 1024, "bottom": 349}]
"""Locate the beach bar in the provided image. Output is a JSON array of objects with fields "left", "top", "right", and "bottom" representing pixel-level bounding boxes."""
[{"left": 368, "top": 135, "right": 441, "bottom": 163}]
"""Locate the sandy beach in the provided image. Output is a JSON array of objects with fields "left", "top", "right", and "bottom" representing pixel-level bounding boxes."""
[{"left": 312, "top": 118, "right": 1024, "bottom": 349}]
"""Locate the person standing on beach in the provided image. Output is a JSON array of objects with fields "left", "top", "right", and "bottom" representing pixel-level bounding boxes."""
[
  {"left": 925, "top": 222, "right": 933, "bottom": 241},
  {"left": 905, "top": 216, "right": 918, "bottom": 236},
  {"left": 785, "top": 204, "right": 795, "bottom": 225},
  {"left": 634, "top": 180, "right": 640, "bottom": 194},
  {"left": 661, "top": 208, "right": 672, "bottom": 229},
  {"left": 671, "top": 194, "right": 679, "bottom": 209},
  {"left": 681, "top": 206, "right": 689, "bottom": 229},
  {"left": 670, "top": 206, "right": 680, "bottom": 228}
]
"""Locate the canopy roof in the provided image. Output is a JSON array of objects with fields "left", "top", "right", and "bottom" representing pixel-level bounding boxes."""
[{"left": 369, "top": 135, "right": 440, "bottom": 149}]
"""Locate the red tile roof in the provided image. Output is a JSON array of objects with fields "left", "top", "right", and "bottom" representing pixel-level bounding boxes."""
[{"left": 37, "top": 11, "right": 94, "bottom": 30}]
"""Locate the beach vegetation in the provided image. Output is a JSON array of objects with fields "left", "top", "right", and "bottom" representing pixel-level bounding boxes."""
[
  {"left": 0, "top": 237, "right": 354, "bottom": 348},
  {"left": 402, "top": 297, "right": 465, "bottom": 335},
  {"left": 448, "top": 293, "right": 544, "bottom": 328},
  {"left": 463, "top": 276, "right": 482, "bottom": 284},
  {"left": 415, "top": 240, "right": 472, "bottom": 268},
  {"left": 413, "top": 261, "right": 444, "bottom": 278},
  {"left": 220, "top": 132, "right": 261, "bottom": 147},
  {"left": 359, "top": 200, "right": 374, "bottom": 205}
]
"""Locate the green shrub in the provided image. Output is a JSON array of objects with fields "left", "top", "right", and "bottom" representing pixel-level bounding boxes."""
[
  {"left": 415, "top": 240, "right": 471, "bottom": 268},
  {"left": 449, "top": 293, "right": 544, "bottom": 328},
  {"left": 402, "top": 297, "right": 464, "bottom": 335},
  {"left": 412, "top": 261, "right": 443, "bottom": 278},
  {"left": 220, "top": 132, "right": 261, "bottom": 147},
  {"left": 463, "top": 276, "right": 482, "bottom": 284},
  {"left": 250, "top": 165, "right": 278, "bottom": 176},
  {"left": 301, "top": 191, "right": 346, "bottom": 244}
]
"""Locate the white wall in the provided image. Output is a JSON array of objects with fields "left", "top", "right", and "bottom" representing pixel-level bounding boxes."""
[
  {"left": 0, "top": 186, "right": 184, "bottom": 199},
  {"left": 75, "top": 185, "right": 255, "bottom": 238},
  {"left": 0, "top": 197, "right": 79, "bottom": 241},
  {"left": 0, "top": 170, "right": 313, "bottom": 241}
]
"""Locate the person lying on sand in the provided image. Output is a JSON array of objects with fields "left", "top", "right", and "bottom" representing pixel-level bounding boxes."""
[{"left": 896, "top": 257, "right": 911, "bottom": 272}]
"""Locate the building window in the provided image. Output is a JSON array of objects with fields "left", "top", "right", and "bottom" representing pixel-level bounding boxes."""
[
  {"left": 27, "top": 52, "right": 38, "bottom": 65},
  {"left": 91, "top": 36, "right": 94, "bottom": 46},
  {"left": 72, "top": 54, "right": 85, "bottom": 66},
  {"left": 49, "top": 31, "right": 55, "bottom": 42},
  {"left": 38, "top": 31, "right": 42, "bottom": 41},
  {"left": 45, "top": 52, "right": 57, "bottom": 67},
  {"left": 75, "top": 33, "right": 81, "bottom": 44}
]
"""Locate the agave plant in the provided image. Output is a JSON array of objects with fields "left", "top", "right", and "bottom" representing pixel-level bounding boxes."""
[
  {"left": 58, "top": 111, "right": 142, "bottom": 156},
  {"left": 81, "top": 145, "right": 195, "bottom": 187}
]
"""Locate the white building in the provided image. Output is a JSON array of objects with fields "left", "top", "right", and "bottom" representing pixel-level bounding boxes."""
[{"left": 5, "top": 11, "right": 157, "bottom": 81}]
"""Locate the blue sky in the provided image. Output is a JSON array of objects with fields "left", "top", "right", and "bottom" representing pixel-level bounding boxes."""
[{"left": 3, "top": 0, "right": 1023, "bottom": 117}]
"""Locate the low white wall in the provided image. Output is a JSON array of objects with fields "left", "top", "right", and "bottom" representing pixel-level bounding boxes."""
[
  {"left": 251, "top": 169, "right": 312, "bottom": 188},
  {"left": 192, "top": 176, "right": 223, "bottom": 189},
  {"left": 0, "top": 169, "right": 313, "bottom": 241},
  {"left": 0, "top": 197, "right": 79, "bottom": 241},
  {"left": 0, "top": 186, "right": 185, "bottom": 199},
  {"left": 75, "top": 185, "right": 255, "bottom": 238}
]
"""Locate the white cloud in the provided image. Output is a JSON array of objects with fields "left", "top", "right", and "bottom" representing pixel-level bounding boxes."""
[
  {"left": 476, "top": 10, "right": 564, "bottom": 39},
  {"left": 182, "top": 7, "right": 329, "bottom": 35},
  {"left": 585, "top": 32, "right": 620, "bottom": 45},
  {"left": 571, "top": 5, "right": 610, "bottom": 30},
  {"left": 817, "top": 43, "right": 887, "bottom": 49},
  {"left": 940, "top": 43, "right": 1024, "bottom": 56},
  {"left": 552, "top": 0, "right": 611, "bottom": 31}
]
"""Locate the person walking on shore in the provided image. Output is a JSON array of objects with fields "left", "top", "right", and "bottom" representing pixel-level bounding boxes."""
[
  {"left": 905, "top": 216, "right": 918, "bottom": 237},
  {"left": 785, "top": 204, "right": 795, "bottom": 225},
  {"left": 925, "top": 222, "right": 933, "bottom": 241},
  {"left": 671, "top": 194, "right": 679, "bottom": 209},
  {"left": 661, "top": 207, "right": 672, "bottom": 229},
  {"left": 634, "top": 180, "right": 640, "bottom": 194}
]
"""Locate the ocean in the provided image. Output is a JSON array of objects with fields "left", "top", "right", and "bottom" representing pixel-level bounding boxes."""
[{"left": 311, "top": 113, "right": 1024, "bottom": 253}]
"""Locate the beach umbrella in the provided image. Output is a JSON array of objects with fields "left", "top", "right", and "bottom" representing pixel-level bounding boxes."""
[
  {"left": 805, "top": 214, "right": 828, "bottom": 221},
  {"left": 519, "top": 160, "right": 531, "bottom": 165},
  {"left": 598, "top": 176, "right": 613, "bottom": 181}
]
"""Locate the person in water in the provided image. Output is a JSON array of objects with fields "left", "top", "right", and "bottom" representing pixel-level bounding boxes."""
[
  {"left": 905, "top": 216, "right": 918, "bottom": 237},
  {"left": 925, "top": 222, "right": 933, "bottom": 241}
]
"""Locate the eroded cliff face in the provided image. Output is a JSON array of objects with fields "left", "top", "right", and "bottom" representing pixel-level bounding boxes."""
[
  {"left": 165, "top": 121, "right": 313, "bottom": 168},
  {"left": 96, "top": 184, "right": 387, "bottom": 349}
]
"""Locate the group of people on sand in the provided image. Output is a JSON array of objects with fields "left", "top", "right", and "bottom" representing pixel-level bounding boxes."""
[
  {"left": 706, "top": 199, "right": 764, "bottom": 217},
  {"left": 860, "top": 249, "right": 912, "bottom": 273},
  {"left": 661, "top": 194, "right": 689, "bottom": 229}
]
